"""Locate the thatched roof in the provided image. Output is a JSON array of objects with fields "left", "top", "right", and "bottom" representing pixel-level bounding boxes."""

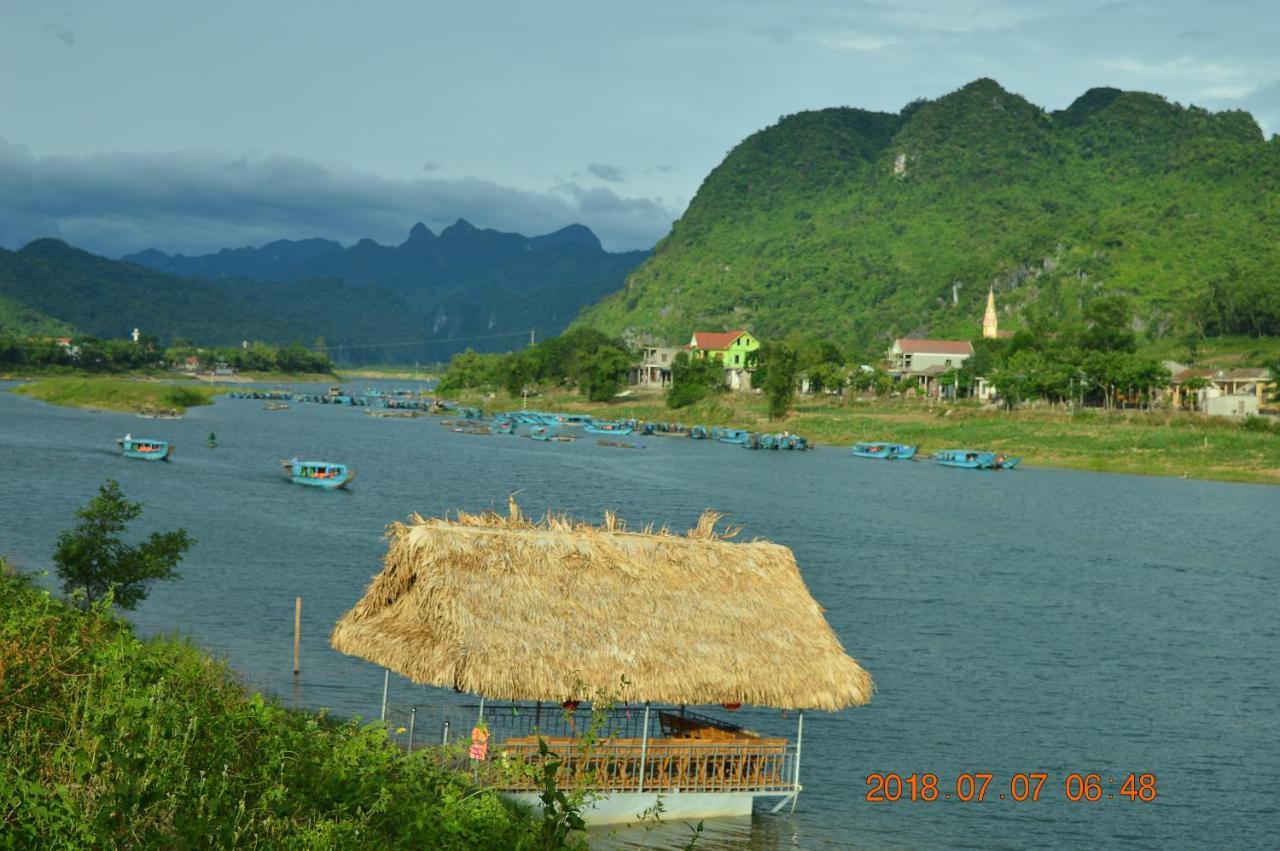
[{"left": 331, "top": 501, "right": 873, "bottom": 711}]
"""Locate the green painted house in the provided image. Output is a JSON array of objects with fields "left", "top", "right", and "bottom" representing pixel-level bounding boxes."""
[{"left": 688, "top": 330, "right": 761, "bottom": 368}]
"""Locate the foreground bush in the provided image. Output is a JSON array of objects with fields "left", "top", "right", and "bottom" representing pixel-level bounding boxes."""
[{"left": 0, "top": 573, "right": 543, "bottom": 849}]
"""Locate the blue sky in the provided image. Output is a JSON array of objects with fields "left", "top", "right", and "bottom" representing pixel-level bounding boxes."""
[{"left": 1, "top": 0, "right": 1276, "bottom": 256}]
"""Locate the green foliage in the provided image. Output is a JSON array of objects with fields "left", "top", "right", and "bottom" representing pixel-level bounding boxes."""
[
  {"left": 0, "top": 573, "right": 542, "bottom": 848},
  {"left": 438, "top": 328, "right": 631, "bottom": 401},
  {"left": 574, "top": 347, "right": 631, "bottom": 402},
  {"left": 758, "top": 342, "right": 799, "bottom": 419},
  {"left": 13, "top": 376, "right": 221, "bottom": 413},
  {"left": 666, "top": 351, "right": 724, "bottom": 409},
  {"left": 53, "top": 480, "right": 193, "bottom": 611},
  {"left": 576, "top": 79, "right": 1280, "bottom": 351}
]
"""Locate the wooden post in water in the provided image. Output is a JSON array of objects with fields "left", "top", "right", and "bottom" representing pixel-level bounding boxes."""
[
  {"left": 293, "top": 597, "right": 302, "bottom": 675},
  {"left": 379, "top": 669, "right": 389, "bottom": 722}
]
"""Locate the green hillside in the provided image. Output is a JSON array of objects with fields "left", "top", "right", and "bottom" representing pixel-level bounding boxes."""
[
  {"left": 578, "top": 79, "right": 1280, "bottom": 350},
  {"left": 0, "top": 293, "right": 73, "bottom": 337}
]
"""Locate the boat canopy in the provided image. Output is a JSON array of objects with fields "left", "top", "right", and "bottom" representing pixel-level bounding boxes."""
[{"left": 332, "top": 500, "right": 872, "bottom": 711}]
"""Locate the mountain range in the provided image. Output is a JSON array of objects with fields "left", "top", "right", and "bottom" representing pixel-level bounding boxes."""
[
  {"left": 578, "top": 79, "right": 1280, "bottom": 349},
  {"left": 1, "top": 220, "right": 647, "bottom": 362}
]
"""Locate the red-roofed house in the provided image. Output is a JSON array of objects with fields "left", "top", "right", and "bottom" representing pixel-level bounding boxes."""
[{"left": 688, "top": 330, "right": 761, "bottom": 369}]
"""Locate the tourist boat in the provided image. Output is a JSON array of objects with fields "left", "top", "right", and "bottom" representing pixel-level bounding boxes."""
[
  {"left": 331, "top": 504, "right": 873, "bottom": 826},
  {"left": 493, "top": 418, "right": 516, "bottom": 434},
  {"left": 282, "top": 459, "right": 355, "bottom": 488},
  {"left": 554, "top": 413, "right": 593, "bottom": 426},
  {"left": 934, "top": 449, "right": 1020, "bottom": 470},
  {"left": 529, "top": 425, "right": 556, "bottom": 441},
  {"left": 584, "top": 420, "right": 634, "bottom": 436},
  {"left": 714, "top": 428, "right": 751, "bottom": 446},
  {"left": 689, "top": 425, "right": 708, "bottom": 440},
  {"left": 851, "top": 441, "right": 917, "bottom": 460},
  {"left": 785, "top": 435, "right": 809, "bottom": 451},
  {"left": 117, "top": 436, "right": 173, "bottom": 461}
]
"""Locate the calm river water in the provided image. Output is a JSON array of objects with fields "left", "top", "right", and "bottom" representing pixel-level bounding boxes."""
[{"left": 1, "top": 381, "right": 1277, "bottom": 849}]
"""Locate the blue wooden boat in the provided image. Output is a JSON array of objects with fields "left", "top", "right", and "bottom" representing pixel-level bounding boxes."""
[
  {"left": 282, "top": 459, "right": 355, "bottom": 488},
  {"left": 584, "top": 420, "right": 634, "bottom": 436},
  {"left": 494, "top": 418, "right": 516, "bottom": 434},
  {"left": 529, "top": 425, "right": 556, "bottom": 441},
  {"left": 787, "top": 435, "right": 810, "bottom": 451},
  {"left": 554, "top": 413, "right": 594, "bottom": 426},
  {"left": 934, "top": 449, "right": 1019, "bottom": 470},
  {"left": 689, "top": 425, "right": 708, "bottom": 440},
  {"left": 758, "top": 433, "right": 778, "bottom": 450},
  {"left": 118, "top": 436, "right": 173, "bottom": 461},
  {"left": 715, "top": 428, "right": 751, "bottom": 446},
  {"left": 852, "top": 441, "right": 917, "bottom": 460}
]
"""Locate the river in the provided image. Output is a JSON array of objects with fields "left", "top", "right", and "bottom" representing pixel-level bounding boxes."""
[{"left": 1, "top": 381, "right": 1276, "bottom": 849}]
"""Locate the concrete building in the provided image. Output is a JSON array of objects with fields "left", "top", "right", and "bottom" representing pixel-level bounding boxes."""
[
  {"left": 688, "top": 331, "right": 760, "bottom": 369},
  {"left": 629, "top": 345, "right": 678, "bottom": 389}
]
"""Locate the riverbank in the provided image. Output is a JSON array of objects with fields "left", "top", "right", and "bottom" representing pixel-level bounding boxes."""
[
  {"left": 460, "top": 390, "right": 1280, "bottom": 485},
  {"left": 0, "top": 571, "right": 544, "bottom": 848},
  {"left": 11, "top": 376, "right": 224, "bottom": 413}
]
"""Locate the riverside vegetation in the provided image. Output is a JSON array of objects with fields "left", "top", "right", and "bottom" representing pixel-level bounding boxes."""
[{"left": 0, "top": 569, "right": 553, "bottom": 849}]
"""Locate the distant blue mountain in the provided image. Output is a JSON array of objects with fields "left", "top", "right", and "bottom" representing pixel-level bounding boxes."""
[{"left": 123, "top": 220, "right": 647, "bottom": 358}]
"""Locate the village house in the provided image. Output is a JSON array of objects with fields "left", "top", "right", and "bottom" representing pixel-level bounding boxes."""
[
  {"left": 886, "top": 338, "right": 974, "bottom": 397},
  {"left": 1168, "top": 367, "right": 1273, "bottom": 418},
  {"left": 687, "top": 330, "right": 762, "bottom": 392},
  {"left": 628, "top": 345, "right": 678, "bottom": 389},
  {"left": 688, "top": 330, "right": 761, "bottom": 369}
]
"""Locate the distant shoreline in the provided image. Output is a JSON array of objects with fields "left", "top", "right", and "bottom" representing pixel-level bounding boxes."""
[{"left": 451, "top": 388, "right": 1280, "bottom": 486}]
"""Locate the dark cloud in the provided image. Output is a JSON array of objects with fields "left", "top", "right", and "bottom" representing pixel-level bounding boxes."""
[
  {"left": 0, "top": 140, "right": 674, "bottom": 255},
  {"left": 420, "top": 161, "right": 442, "bottom": 172},
  {"left": 586, "top": 163, "right": 626, "bottom": 183}
]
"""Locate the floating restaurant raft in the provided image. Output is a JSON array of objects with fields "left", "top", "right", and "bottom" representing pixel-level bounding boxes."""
[{"left": 331, "top": 502, "right": 872, "bottom": 824}]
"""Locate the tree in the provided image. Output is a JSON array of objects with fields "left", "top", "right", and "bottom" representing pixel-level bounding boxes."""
[
  {"left": 759, "top": 342, "right": 799, "bottom": 420},
  {"left": 667, "top": 351, "right": 723, "bottom": 408},
  {"left": 574, "top": 347, "right": 631, "bottom": 402},
  {"left": 53, "top": 480, "right": 193, "bottom": 610}
]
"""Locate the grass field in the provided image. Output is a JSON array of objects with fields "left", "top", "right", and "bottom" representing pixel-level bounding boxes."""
[
  {"left": 460, "top": 389, "right": 1280, "bottom": 485},
  {"left": 11, "top": 376, "right": 223, "bottom": 413}
]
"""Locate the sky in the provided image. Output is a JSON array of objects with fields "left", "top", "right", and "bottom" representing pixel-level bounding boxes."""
[{"left": 1, "top": 0, "right": 1277, "bottom": 257}]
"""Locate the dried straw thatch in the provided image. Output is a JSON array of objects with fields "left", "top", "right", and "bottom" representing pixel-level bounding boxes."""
[{"left": 331, "top": 501, "right": 873, "bottom": 711}]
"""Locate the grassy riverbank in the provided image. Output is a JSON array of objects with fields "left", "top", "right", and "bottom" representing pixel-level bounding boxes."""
[
  {"left": 11, "top": 376, "right": 223, "bottom": 413},
  {"left": 0, "top": 571, "right": 544, "bottom": 849},
  {"left": 460, "top": 390, "right": 1280, "bottom": 485}
]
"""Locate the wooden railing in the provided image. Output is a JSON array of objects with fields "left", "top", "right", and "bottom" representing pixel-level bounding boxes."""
[{"left": 488, "top": 736, "right": 795, "bottom": 794}]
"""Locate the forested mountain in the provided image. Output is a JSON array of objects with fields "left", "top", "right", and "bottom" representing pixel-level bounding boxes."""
[
  {"left": 0, "top": 240, "right": 425, "bottom": 362},
  {"left": 125, "top": 220, "right": 648, "bottom": 357},
  {"left": 577, "top": 79, "right": 1280, "bottom": 350},
  {"left": 0, "top": 293, "right": 73, "bottom": 337}
]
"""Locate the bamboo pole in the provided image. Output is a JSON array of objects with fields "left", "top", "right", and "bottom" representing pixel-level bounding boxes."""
[
  {"left": 379, "top": 669, "right": 389, "bottom": 722},
  {"left": 292, "top": 597, "right": 302, "bottom": 675},
  {"left": 637, "top": 703, "right": 651, "bottom": 793},
  {"left": 790, "top": 710, "right": 804, "bottom": 813}
]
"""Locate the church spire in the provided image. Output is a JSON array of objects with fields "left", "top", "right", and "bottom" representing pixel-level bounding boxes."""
[{"left": 982, "top": 287, "right": 999, "bottom": 339}]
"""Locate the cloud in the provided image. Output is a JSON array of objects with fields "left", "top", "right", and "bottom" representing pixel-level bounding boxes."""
[
  {"left": 1100, "top": 55, "right": 1244, "bottom": 82},
  {"left": 420, "top": 161, "right": 442, "bottom": 172},
  {"left": 586, "top": 163, "right": 626, "bottom": 183},
  {"left": 820, "top": 32, "right": 900, "bottom": 52},
  {"left": 0, "top": 140, "right": 675, "bottom": 255}
]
